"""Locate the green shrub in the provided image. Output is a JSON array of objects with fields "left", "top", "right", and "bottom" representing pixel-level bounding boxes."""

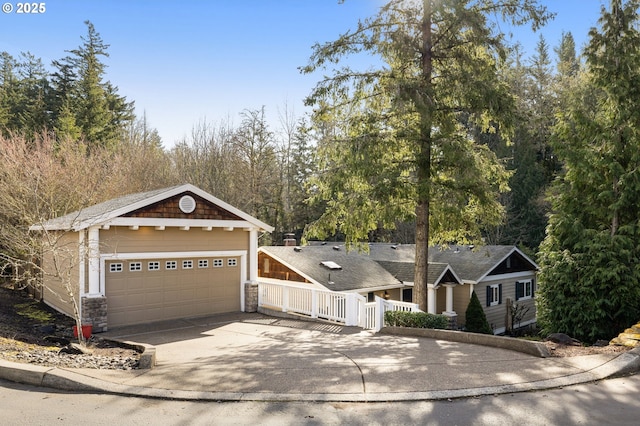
[
  {"left": 465, "top": 291, "right": 493, "bottom": 334},
  {"left": 384, "top": 310, "right": 449, "bottom": 329}
]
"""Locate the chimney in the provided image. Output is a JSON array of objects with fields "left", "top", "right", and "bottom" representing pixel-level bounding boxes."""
[{"left": 283, "top": 233, "right": 297, "bottom": 247}]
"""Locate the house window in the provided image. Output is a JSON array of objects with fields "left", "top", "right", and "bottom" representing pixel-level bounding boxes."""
[
  {"left": 148, "top": 261, "right": 160, "bottom": 271},
  {"left": 166, "top": 261, "right": 177, "bottom": 270},
  {"left": 487, "top": 283, "right": 502, "bottom": 307},
  {"left": 183, "top": 260, "right": 193, "bottom": 269},
  {"left": 516, "top": 279, "right": 534, "bottom": 301},
  {"left": 227, "top": 258, "right": 237, "bottom": 267},
  {"left": 402, "top": 287, "right": 413, "bottom": 303},
  {"left": 129, "top": 262, "right": 142, "bottom": 272},
  {"left": 198, "top": 259, "right": 208, "bottom": 268},
  {"left": 213, "top": 259, "right": 223, "bottom": 268},
  {"left": 109, "top": 263, "right": 123, "bottom": 273}
]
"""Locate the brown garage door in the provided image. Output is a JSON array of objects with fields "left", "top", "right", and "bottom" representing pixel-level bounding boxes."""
[{"left": 105, "top": 256, "right": 241, "bottom": 327}]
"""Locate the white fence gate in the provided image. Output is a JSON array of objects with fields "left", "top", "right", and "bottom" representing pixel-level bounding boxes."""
[{"left": 257, "top": 280, "right": 421, "bottom": 331}]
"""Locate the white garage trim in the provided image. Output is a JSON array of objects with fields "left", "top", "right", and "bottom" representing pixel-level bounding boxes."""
[
  {"left": 105, "top": 217, "right": 257, "bottom": 230},
  {"left": 99, "top": 250, "right": 248, "bottom": 311}
]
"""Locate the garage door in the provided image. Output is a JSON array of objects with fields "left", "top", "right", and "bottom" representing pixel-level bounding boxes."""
[{"left": 105, "top": 256, "right": 241, "bottom": 327}]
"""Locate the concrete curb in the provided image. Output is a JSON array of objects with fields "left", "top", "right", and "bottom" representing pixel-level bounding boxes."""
[
  {"left": 2, "top": 347, "right": 640, "bottom": 402},
  {"left": 381, "top": 326, "right": 551, "bottom": 358},
  {"left": 102, "top": 339, "right": 156, "bottom": 369}
]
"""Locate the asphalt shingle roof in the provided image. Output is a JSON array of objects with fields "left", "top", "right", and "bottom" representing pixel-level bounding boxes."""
[
  {"left": 367, "top": 243, "right": 523, "bottom": 283},
  {"left": 260, "top": 245, "right": 403, "bottom": 292},
  {"left": 428, "top": 245, "right": 518, "bottom": 282},
  {"left": 39, "top": 186, "right": 181, "bottom": 230},
  {"left": 31, "top": 184, "right": 274, "bottom": 232}
]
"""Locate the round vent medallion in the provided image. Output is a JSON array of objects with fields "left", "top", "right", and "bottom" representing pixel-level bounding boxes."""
[{"left": 179, "top": 195, "right": 196, "bottom": 214}]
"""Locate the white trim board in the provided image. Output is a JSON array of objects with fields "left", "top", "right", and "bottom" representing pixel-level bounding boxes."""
[{"left": 105, "top": 217, "right": 257, "bottom": 230}]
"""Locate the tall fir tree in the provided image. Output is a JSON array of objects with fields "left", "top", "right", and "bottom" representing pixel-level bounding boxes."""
[
  {"left": 301, "top": 0, "right": 551, "bottom": 310},
  {"left": 64, "top": 21, "right": 134, "bottom": 148},
  {"left": 537, "top": 0, "right": 640, "bottom": 342}
]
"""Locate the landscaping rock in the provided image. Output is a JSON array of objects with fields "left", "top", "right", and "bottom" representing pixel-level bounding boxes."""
[
  {"left": 610, "top": 322, "right": 640, "bottom": 348},
  {"left": 44, "top": 335, "right": 70, "bottom": 346},
  {"left": 59, "top": 343, "right": 92, "bottom": 355},
  {"left": 546, "top": 332, "right": 581, "bottom": 346}
]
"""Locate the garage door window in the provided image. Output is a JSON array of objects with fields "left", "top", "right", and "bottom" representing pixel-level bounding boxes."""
[
  {"left": 109, "top": 263, "right": 123, "bottom": 273},
  {"left": 183, "top": 260, "right": 193, "bottom": 269},
  {"left": 129, "top": 262, "right": 142, "bottom": 272},
  {"left": 213, "top": 259, "right": 223, "bottom": 268},
  {"left": 148, "top": 261, "right": 160, "bottom": 271},
  {"left": 198, "top": 259, "right": 208, "bottom": 268},
  {"left": 166, "top": 261, "right": 177, "bottom": 270},
  {"left": 228, "top": 258, "right": 237, "bottom": 267}
]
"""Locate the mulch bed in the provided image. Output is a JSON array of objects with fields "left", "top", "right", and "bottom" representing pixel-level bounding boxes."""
[{"left": 0, "top": 283, "right": 140, "bottom": 370}]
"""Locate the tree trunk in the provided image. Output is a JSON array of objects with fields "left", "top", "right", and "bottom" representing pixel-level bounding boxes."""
[
  {"left": 414, "top": 201, "right": 429, "bottom": 310},
  {"left": 414, "top": 0, "right": 433, "bottom": 312}
]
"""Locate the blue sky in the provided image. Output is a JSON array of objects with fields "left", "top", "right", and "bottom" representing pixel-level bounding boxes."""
[{"left": 1, "top": 0, "right": 607, "bottom": 148}]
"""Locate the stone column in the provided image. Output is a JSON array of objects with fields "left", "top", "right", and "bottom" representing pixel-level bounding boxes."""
[
  {"left": 244, "top": 282, "right": 259, "bottom": 313},
  {"left": 81, "top": 296, "right": 108, "bottom": 332}
]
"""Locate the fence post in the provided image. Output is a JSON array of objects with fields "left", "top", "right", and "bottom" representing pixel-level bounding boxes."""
[
  {"left": 345, "top": 293, "right": 356, "bottom": 326},
  {"left": 282, "top": 285, "right": 289, "bottom": 312},
  {"left": 357, "top": 295, "right": 366, "bottom": 328},
  {"left": 374, "top": 296, "right": 385, "bottom": 332},
  {"left": 311, "top": 289, "right": 318, "bottom": 318}
]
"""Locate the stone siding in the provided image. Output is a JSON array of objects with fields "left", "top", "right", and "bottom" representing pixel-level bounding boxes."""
[
  {"left": 81, "top": 296, "right": 108, "bottom": 332},
  {"left": 244, "top": 282, "right": 258, "bottom": 313}
]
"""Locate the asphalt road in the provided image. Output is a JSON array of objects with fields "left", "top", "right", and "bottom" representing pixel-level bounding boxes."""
[{"left": 1, "top": 374, "right": 639, "bottom": 425}]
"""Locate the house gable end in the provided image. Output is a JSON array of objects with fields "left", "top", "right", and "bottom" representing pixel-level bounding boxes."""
[
  {"left": 258, "top": 251, "right": 312, "bottom": 284},
  {"left": 440, "top": 269, "right": 460, "bottom": 285},
  {"left": 487, "top": 250, "right": 537, "bottom": 277},
  {"left": 123, "top": 192, "right": 243, "bottom": 221}
]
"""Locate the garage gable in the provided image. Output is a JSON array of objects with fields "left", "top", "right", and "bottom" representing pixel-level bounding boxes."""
[
  {"left": 124, "top": 192, "right": 244, "bottom": 221},
  {"left": 31, "top": 184, "right": 273, "bottom": 233}
]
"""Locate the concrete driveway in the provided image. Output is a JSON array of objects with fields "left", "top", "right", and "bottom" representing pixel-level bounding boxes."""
[{"left": 79, "top": 312, "right": 627, "bottom": 401}]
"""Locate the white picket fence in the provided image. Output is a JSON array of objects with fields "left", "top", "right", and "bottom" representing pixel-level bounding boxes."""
[{"left": 257, "top": 280, "right": 421, "bottom": 331}]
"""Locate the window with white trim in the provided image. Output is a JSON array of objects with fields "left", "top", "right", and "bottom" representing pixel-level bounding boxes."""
[
  {"left": 213, "top": 259, "right": 223, "bottom": 268},
  {"left": 487, "top": 283, "right": 502, "bottom": 307},
  {"left": 109, "top": 263, "right": 123, "bottom": 273},
  {"left": 166, "top": 260, "right": 177, "bottom": 270},
  {"left": 129, "top": 262, "right": 142, "bottom": 272},
  {"left": 183, "top": 260, "right": 193, "bottom": 269},
  {"left": 198, "top": 259, "right": 208, "bottom": 268},
  {"left": 227, "top": 258, "right": 237, "bottom": 267},
  {"left": 148, "top": 261, "right": 160, "bottom": 271},
  {"left": 515, "top": 279, "right": 534, "bottom": 301}
]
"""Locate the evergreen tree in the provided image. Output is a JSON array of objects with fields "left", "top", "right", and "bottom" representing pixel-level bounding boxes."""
[
  {"left": 0, "top": 52, "right": 18, "bottom": 135},
  {"left": 15, "top": 52, "right": 52, "bottom": 139},
  {"left": 65, "top": 21, "right": 134, "bottom": 148},
  {"left": 498, "top": 36, "right": 556, "bottom": 251},
  {"left": 555, "top": 31, "right": 579, "bottom": 79},
  {"left": 465, "top": 291, "right": 493, "bottom": 334},
  {"left": 301, "top": 0, "right": 551, "bottom": 310},
  {"left": 537, "top": 0, "right": 640, "bottom": 342}
]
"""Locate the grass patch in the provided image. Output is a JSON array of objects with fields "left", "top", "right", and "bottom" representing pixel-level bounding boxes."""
[{"left": 14, "top": 301, "right": 54, "bottom": 323}]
